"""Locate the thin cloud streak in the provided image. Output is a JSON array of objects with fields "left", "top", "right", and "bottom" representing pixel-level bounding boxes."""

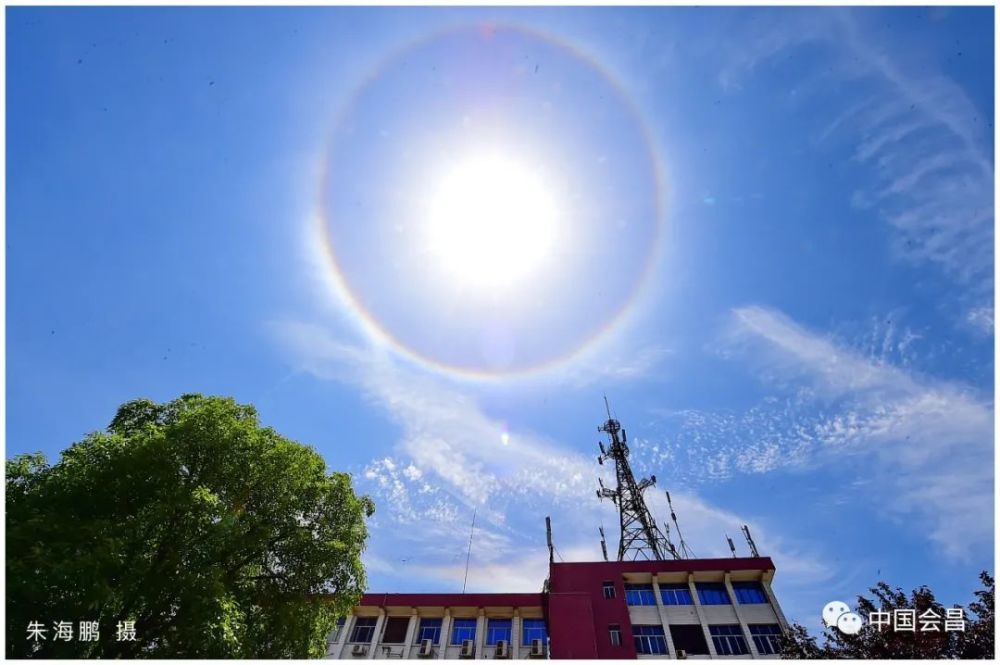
[
  {"left": 719, "top": 305, "right": 991, "bottom": 559},
  {"left": 270, "top": 319, "right": 596, "bottom": 508},
  {"left": 718, "top": 8, "right": 993, "bottom": 315},
  {"left": 271, "top": 317, "right": 835, "bottom": 617}
]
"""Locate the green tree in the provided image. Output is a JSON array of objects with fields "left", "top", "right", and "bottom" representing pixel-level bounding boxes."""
[
  {"left": 780, "top": 572, "right": 994, "bottom": 659},
  {"left": 7, "top": 394, "right": 375, "bottom": 658},
  {"left": 958, "top": 571, "right": 995, "bottom": 659}
]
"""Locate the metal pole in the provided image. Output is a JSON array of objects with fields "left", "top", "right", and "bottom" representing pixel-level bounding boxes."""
[{"left": 462, "top": 508, "right": 477, "bottom": 593}]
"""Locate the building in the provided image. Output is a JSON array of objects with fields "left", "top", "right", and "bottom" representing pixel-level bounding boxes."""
[
  {"left": 325, "top": 555, "right": 788, "bottom": 659},
  {"left": 327, "top": 406, "right": 789, "bottom": 659}
]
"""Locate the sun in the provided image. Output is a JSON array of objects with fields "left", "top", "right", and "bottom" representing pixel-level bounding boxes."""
[{"left": 424, "top": 151, "right": 559, "bottom": 292}]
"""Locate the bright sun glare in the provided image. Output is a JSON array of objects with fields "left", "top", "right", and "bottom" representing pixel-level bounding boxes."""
[{"left": 425, "top": 152, "right": 558, "bottom": 292}]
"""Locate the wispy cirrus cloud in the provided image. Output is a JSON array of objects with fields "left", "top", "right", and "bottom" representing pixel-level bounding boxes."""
[
  {"left": 965, "top": 306, "right": 994, "bottom": 336},
  {"left": 270, "top": 319, "right": 596, "bottom": 512},
  {"left": 271, "top": 317, "right": 835, "bottom": 615},
  {"left": 733, "top": 306, "right": 993, "bottom": 560},
  {"left": 718, "top": 8, "right": 993, "bottom": 327},
  {"left": 555, "top": 342, "right": 674, "bottom": 388},
  {"left": 638, "top": 305, "right": 992, "bottom": 560}
]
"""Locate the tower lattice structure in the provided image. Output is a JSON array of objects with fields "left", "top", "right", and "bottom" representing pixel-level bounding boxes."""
[{"left": 595, "top": 399, "right": 680, "bottom": 561}]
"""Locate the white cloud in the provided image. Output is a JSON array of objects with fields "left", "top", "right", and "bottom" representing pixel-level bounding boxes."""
[
  {"left": 717, "top": 9, "right": 993, "bottom": 317},
  {"left": 729, "top": 306, "right": 912, "bottom": 395},
  {"left": 271, "top": 316, "right": 839, "bottom": 613},
  {"left": 403, "top": 546, "right": 556, "bottom": 594},
  {"left": 965, "top": 306, "right": 994, "bottom": 336},
  {"left": 270, "top": 319, "right": 598, "bottom": 517},
  {"left": 557, "top": 343, "right": 674, "bottom": 387},
  {"left": 717, "top": 305, "right": 993, "bottom": 559}
]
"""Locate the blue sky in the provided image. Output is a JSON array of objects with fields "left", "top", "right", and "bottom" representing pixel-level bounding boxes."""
[{"left": 7, "top": 6, "right": 994, "bottom": 629}]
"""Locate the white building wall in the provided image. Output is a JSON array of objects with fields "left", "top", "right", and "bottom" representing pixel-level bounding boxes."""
[
  {"left": 328, "top": 607, "right": 544, "bottom": 661},
  {"left": 662, "top": 606, "right": 701, "bottom": 624},
  {"left": 628, "top": 606, "right": 662, "bottom": 625},
  {"left": 699, "top": 606, "right": 741, "bottom": 624},
  {"left": 739, "top": 605, "right": 784, "bottom": 625}
]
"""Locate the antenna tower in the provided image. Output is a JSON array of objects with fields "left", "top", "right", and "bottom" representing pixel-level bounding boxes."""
[
  {"left": 596, "top": 397, "right": 679, "bottom": 561},
  {"left": 741, "top": 524, "right": 760, "bottom": 557},
  {"left": 546, "top": 516, "right": 554, "bottom": 564},
  {"left": 599, "top": 526, "right": 609, "bottom": 561},
  {"left": 666, "top": 491, "right": 695, "bottom": 558},
  {"left": 662, "top": 522, "right": 680, "bottom": 559}
]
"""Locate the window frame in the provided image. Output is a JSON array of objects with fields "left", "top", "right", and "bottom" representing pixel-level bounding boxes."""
[
  {"left": 696, "top": 582, "right": 732, "bottom": 605},
  {"left": 624, "top": 583, "right": 657, "bottom": 606},
  {"left": 349, "top": 617, "right": 378, "bottom": 644},
  {"left": 749, "top": 624, "right": 783, "bottom": 655},
  {"left": 381, "top": 616, "right": 410, "bottom": 644},
  {"left": 669, "top": 624, "right": 710, "bottom": 656},
  {"left": 521, "top": 618, "right": 547, "bottom": 646},
  {"left": 633, "top": 625, "right": 668, "bottom": 655},
  {"left": 609, "top": 624, "right": 622, "bottom": 647},
  {"left": 602, "top": 581, "right": 616, "bottom": 599},
  {"left": 416, "top": 618, "right": 442, "bottom": 644},
  {"left": 732, "top": 581, "right": 769, "bottom": 604},
  {"left": 450, "top": 618, "right": 477, "bottom": 645},
  {"left": 659, "top": 583, "right": 694, "bottom": 605},
  {"left": 485, "top": 619, "right": 512, "bottom": 646},
  {"left": 330, "top": 617, "right": 347, "bottom": 644},
  {"left": 709, "top": 624, "right": 749, "bottom": 656}
]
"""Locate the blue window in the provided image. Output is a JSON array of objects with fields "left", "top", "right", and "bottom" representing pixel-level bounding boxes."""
[
  {"left": 521, "top": 618, "right": 547, "bottom": 646},
  {"left": 732, "top": 581, "right": 769, "bottom": 604},
  {"left": 633, "top": 625, "right": 668, "bottom": 655},
  {"left": 624, "top": 583, "right": 657, "bottom": 606},
  {"left": 749, "top": 624, "right": 783, "bottom": 655},
  {"left": 710, "top": 625, "right": 749, "bottom": 655},
  {"left": 451, "top": 618, "right": 477, "bottom": 645},
  {"left": 659, "top": 583, "right": 694, "bottom": 605},
  {"left": 696, "top": 582, "right": 731, "bottom": 605},
  {"left": 486, "top": 619, "right": 512, "bottom": 646},
  {"left": 349, "top": 617, "right": 378, "bottom": 643},
  {"left": 417, "top": 618, "right": 442, "bottom": 644}
]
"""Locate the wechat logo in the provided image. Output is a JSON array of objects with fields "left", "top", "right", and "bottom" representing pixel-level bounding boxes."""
[{"left": 823, "top": 600, "right": 863, "bottom": 635}]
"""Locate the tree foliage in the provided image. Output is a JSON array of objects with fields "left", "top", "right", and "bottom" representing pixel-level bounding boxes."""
[
  {"left": 7, "top": 394, "right": 375, "bottom": 658},
  {"left": 780, "top": 571, "right": 995, "bottom": 659}
]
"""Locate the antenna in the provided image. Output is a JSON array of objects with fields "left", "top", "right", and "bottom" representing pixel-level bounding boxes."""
[
  {"left": 595, "top": 398, "right": 678, "bottom": 561},
  {"left": 665, "top": 490, "right": 695, "bottom": 559},
  {"left": 662, "top": 522, "right": 680, "bottom": 559},
  {"left": 462, "top": 508, "right": 477, "bottom": 593},
  {"left": 599, "top": 526, "right": 609, "bottom": 562},
  {"left": 741, "top": 524, "right": 760, "bottom": 557},
  {"left": 726, "top": 534, "right": 737, "bottom": 558},
  {"left": 545, "top": 516, "right": 554, "bottom": 565}
]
